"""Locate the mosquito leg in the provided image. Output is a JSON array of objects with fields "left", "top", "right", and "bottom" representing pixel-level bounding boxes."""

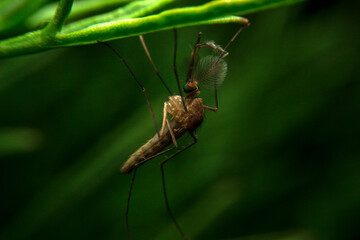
[
  {"left": 172, "top": 28, "right": 187, "bottom": 111},
  {"left": 98, "top": 41, "right": 161, "bottom": 138},
  {"left": 186, "top": 32, "right": 202, "bottom": 83},
  {"left": 161, "top": 100, "right": 180, "bottom": 147},
  {"left": 143, "top": 90, "right": 161, "bottom": 138},
  {"left": 160, "top": 132, "right": 198, "bottom": 240},
  {"left": 222, "top": 21, "right": 250, "bottom": 52},
  {"left": 125, "top": 138, "right": 178, "bottom": 239},
  {"left": 193, "top": 42, "right": 229, "bottom": 109},
  {"left": 127, "top": 132, "right": 196, "bottom": 239},
  {"left": 139, "top": 35, "right": 187, "bottom": 116},
  {"left": 139, "top": 35, "right": 174, "bottom": 96},
  {"left": 211, "top": 22, "right": 249, "bottom": 109},
  {"left": 134, "top": 145, "right": 177, "bottom": 170},
  {"left": 160, "top": 102, "right": 168, "bottom": 137},
  {"left": 198, "top": 22, "right": 249, "bottom": 110},
  {"left": 214, "top": 60, "right": 219, "bottom": 109},
  {"left": 126, "top": 167, "right": 137, "bottom": 240},
  {"left": 196, "top": 42, "right": 229, "bottom": 58},
  {"left": 195, "top": 21, "right": 249, "bottom": 60},
  {"left": 166, "top": 117, "right": 178, "bottom": 147},
  {"left": 203, "top": 105, "right": 218, "bottom": 112},
  {"left": 212, "top": 22, "right": 249, "bottom": 108}
]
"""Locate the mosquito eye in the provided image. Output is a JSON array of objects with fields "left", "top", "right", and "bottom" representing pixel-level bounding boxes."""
[{"left": 183, "top": 84, "right": 197, "bottom": 93}]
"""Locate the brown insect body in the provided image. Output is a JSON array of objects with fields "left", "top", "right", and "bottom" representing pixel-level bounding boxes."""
[
  {"left": 121, "top": 95, "right": 204, "bottom": 174},
  {"left": 99, "top": 22, "right": 249, "bottom": 240}
]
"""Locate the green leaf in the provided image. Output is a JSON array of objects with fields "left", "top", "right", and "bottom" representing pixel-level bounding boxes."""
[{"left": 0, "top": 0, "right": 306, "bottom": 58}]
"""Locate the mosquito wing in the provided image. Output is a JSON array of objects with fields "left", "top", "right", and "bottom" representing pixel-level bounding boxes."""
[{"left": 194, "top": 55, "right": 228, "bottom": 90}]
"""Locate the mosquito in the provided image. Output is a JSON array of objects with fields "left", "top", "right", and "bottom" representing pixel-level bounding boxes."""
[{"left": 99, "top": 19, "right": 249, "bottom": 240}]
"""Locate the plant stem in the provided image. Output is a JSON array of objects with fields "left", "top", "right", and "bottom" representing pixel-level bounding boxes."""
[{"left": 44, "top": 0, "right": 74, "bottom": 38}]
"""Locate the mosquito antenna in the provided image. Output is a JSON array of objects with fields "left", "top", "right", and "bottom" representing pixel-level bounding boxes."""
[
  {"left": 126, "top": 168, "right": 137, "bottom": 240},
  {"left": 139, "top": 35, "right": 174, "bottom": 96},
  {"left": 172, "top": 28, "right": 188, "bottom": 112},
  {"left": 98, "top": 40, "right": 160, "bottom": 138},
  {"left": 186, "top": 32, "right": 202, "bottom": 83}
]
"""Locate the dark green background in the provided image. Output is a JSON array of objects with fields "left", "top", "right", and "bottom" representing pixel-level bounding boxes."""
[{"left": 1, "top": 1, "right": 359, "bottom": 240}]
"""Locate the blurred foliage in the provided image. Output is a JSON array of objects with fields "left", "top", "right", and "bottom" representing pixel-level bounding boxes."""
[{"left": 1, "top": 0, "right": 360, "bottom": 240}]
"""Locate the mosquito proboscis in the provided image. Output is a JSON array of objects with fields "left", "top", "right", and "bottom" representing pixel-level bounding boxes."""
[{"left": 99, "top": 19, "right": 249, "bottom": 240}]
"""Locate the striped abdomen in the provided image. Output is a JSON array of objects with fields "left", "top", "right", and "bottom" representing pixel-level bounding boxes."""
[{"left": 121, "top": 121, "right": 185, "bottom": 173}]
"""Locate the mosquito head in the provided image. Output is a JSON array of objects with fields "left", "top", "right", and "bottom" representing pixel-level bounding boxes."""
[{"left": 183, "top": 81, "right": 200, "bottom": 96}]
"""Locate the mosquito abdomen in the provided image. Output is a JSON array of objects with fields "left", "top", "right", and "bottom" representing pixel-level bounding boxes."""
[{"left": 121, "top": 122, "right": 186, "bottom": 174}]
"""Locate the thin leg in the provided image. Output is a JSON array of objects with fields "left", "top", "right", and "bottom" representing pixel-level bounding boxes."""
[
  {"left": 222, "top": 21, "right": 250, "bottom": 52},
  {"left": 160, "top": 103, "right": 168, "bottom": 137},
  {"left": 203, "top": 105, "right": 218, "bottom": 112},
  {"left": 173, "top": 28, "right": 187, "bottom": 111},
  {"left": 186, "top": 32, "right": 202, "bottom": 84},
  {"left": 98, "top": 41, "right": 160, "bottom": 138},
  {"left": 211, "top": 23, "right": 249, "bottom": 108},
  {"left": 193, "top": 42, "right": 228, "bottom": 109},
  {"left": 166, "top": 117, "right": 178, "bottom": 147},
  {"left": 214, "top": 59, "right": 219, "bottom": 109},
  {"left": 160, "top": 102, "right": 178, "bottom": 147},
  {"left": 135, "top": 144, "right": 177, "bottom": 169},
  {"left": 139, "top": 35, "right": 174, "bottom": 96},
  {"left": 195, "top": 42, "right": 229, "bottom": 57},
  {"left": 126, "top": 132, "right": 196, "bottom": 239},
  {"left": 126, "top": 167, "right": 137, "bottom": 240},
  {"left": 139, "top": 35, "right": 185, "bottom": 111},
  {"left": 160, "top": 132, "right": 198, "bottom": 240},
  {"left": 196, "top": 22, "right": 249, "bottom": 109},
  {"left": 125, "top": 141, "right": 178, "bottom": 239}
]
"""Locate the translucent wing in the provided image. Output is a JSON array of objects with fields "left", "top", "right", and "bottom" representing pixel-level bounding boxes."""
[{"left": 194, "top": 55, "right": 227, "bottom": 90}]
